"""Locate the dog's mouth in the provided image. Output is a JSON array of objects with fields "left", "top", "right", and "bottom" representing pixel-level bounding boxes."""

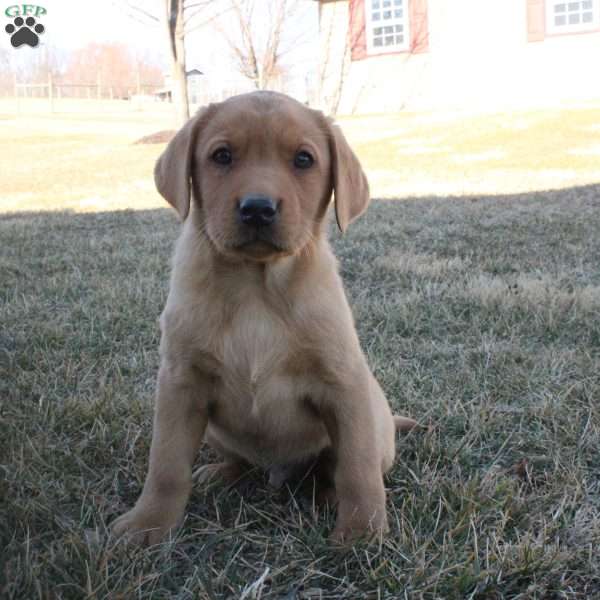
[
  {"left": 224, "top": 228, "right": 290, "bottom": 260},
  {"left": 206, "top": 221, "right": 299, "bottom": 262},
  {"left": 234, "top": 237, "right": 288, "bottom": 259},
  {"left": 237, "top": 238, "right": 280, "bottom": 250}
]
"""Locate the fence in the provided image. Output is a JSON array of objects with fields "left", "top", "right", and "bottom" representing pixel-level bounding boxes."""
[
  {"left": 10, "top": 74, "right": 165, "bottom": 114},
  {"left": 6, "top": 76, "right": 313, "bottom": 115}
]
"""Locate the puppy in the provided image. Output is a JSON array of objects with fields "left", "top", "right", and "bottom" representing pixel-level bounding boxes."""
[{"left": 112, "top": 91, "right": 416, "bottom": 545}]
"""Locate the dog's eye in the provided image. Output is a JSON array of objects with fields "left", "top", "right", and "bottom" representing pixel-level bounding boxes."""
[
  {"left": 294, "top": 150, "right": 314, "bottom": 169},
  {"left": 211, "top": 147, "right": 232, "bottom": 166}
]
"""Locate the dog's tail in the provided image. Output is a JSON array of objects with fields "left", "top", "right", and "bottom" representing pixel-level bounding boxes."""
[{"left": 394, "top": 415, "right": 419, "bottom": 432}]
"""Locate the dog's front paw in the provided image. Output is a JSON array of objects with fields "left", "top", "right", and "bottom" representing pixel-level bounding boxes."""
[
  {"left": 111, "top": 504, "right": 183, "bottom": 546},
  {"left": 329, "top": 504, "right": 389, "bottom": 544}
]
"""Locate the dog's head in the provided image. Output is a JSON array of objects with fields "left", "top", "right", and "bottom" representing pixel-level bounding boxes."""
[{"left": 154, "top": 91, "right": 369, "bottom": 261}]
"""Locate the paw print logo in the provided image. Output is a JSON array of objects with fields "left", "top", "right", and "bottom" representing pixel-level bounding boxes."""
[{"left": 5, "top": 16, "right": 45, "bottom": 48}]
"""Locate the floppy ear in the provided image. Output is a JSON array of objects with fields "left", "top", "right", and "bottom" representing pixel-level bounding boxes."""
[
  {"left": 327, "top": 120, "right": 370, "bottom": 233},
  {"left": 154, "top": 106, "right": 213, "bottom": 220}
]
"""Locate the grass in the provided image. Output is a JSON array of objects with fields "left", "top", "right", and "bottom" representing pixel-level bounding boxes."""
[
  {"left": 1, "top": 103, "right": 600, "bottom": 598},
  {"left": 2, "top": 101, "right": 600, "bottom": 212},
  {"left": 0, "top": 102, "right": 169, "bottom": 214},
  {"left": 345, "top": 105, "right": 600, "bottom": 197}
]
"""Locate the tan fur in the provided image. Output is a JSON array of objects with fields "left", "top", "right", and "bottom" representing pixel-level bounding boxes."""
[{"left": 111, "top": 91, "right": 417, "bottom": 545}]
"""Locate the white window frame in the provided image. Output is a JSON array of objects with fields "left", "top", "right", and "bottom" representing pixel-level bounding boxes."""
[
  {"left": 365, "top": 0, "right": 410, "bottom": 55},
  {"left": 546, "top": 0, "right": 600, "bottom": 34}
]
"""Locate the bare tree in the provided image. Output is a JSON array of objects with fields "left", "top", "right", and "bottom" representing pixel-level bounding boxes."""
[
  {"left": 0, "top": 48, "right": 15, "bottom": 96},
  {"left": 316, "top": 0, "right": 356, "bottom": 116},
  {"left": 165, "top": 0, "right": 189, "bottom": 124},
  {"left": 117, "top": 0, "right": 223, "bottom": 125},
  {"left": 64, "top": 42, "right": 161, "bottom": 98},
  {"left": 1, "top": 45, "right": 68, "bottom": 96},
  {"left": 318, "top": 0, "right": 429, "bottom": 116},
  {"left": 221, "top": 0, "right": 302, "bottom": 91}
]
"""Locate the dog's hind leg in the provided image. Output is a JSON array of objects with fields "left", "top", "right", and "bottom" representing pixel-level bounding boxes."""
[
  {"left": 393, "top": 415, "right": 419, "bottom": 432},
  {"left": 193, "top": 461, "right": 249, "bottom": 487}
]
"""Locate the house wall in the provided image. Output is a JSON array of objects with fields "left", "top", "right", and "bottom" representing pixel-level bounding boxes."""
[{"left": 318, "top": 0, "right": 600, "bottom": 114}]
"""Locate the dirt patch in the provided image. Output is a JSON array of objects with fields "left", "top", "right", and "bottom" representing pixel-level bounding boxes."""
[{"left": 134, "top": 130, "right": 175, "bottom": 145}]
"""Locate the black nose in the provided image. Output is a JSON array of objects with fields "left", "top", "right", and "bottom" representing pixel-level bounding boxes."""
[{"left": 238, "top": 195, "right": 277, "bottom": 227}]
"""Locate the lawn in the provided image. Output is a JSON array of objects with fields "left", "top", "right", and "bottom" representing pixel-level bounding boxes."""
[
  {"left": 1, "top": 103, "right": 600, "bottom": 598},
  {"left": 2, "top": 100, "right": 600, "bottom": 211}
]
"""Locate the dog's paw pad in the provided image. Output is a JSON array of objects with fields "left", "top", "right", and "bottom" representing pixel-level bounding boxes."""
[{"left": 5, "top": 16, "right": 44, "bottom": 47}]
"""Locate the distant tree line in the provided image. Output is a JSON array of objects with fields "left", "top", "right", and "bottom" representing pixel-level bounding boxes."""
[
  {"left": 0, "top": 43, "right": 163, "bottom": 98},
  {"left": 0, "top": 0, "right": 312, "bottom": 123}
]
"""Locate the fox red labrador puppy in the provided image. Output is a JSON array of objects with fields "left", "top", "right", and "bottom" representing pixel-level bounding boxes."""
[{"left": 112, "top": 91, "right": 416, "bottom": 544}]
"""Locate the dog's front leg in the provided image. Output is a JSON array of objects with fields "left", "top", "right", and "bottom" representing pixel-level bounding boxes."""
[
  {"left": 112, "top": 361, "right": 207, "bottom": 545},
  {"left": 320, "top": 368, "right": 390, "bottom": 543}
]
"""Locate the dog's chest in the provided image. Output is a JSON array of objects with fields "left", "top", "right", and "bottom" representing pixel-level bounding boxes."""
[
  {"left": 198, "top": 295, "right": 306, "bottom": 405},
  {"left": 201, "top": 296, "right": 322, "bottom": 443},
  {"left": 219, "top": 298, "right": 289, "bottom": 384},
  {"left": 203, "top": 299, "right": 327, "bottom": 466}
]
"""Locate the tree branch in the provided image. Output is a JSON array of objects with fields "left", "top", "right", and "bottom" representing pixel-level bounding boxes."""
[
  {"left": 116, "top": 0, "right": 160, "bottom": 23},
  {"left": 184, "top": 5, "right": 232, "bottom": 31},
  {"left": 183, "top": 1, "right": 212, "bottom": 10}
]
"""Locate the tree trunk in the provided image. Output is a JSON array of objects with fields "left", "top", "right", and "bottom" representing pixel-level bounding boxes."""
[{"left": 166, "top": 0, "right": 189, "bottom": 127}]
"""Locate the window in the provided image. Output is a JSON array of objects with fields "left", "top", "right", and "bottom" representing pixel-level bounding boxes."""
[
  {"left": 366, "top": 0, "right": 409, "bottom": 53},
  {"left": 546, "top": 0, "right": 599, "bottom": 33}
]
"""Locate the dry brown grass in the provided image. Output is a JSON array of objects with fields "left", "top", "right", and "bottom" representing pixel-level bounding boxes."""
[
  {"left": 2, "top": 99, "right": 600, "bottom": 214},
  {"left": 0, "top": 99, "right": 174, "bottom": 214},
  {"left": 344, "top": 103, "right": 600, "bottom": 197}
]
